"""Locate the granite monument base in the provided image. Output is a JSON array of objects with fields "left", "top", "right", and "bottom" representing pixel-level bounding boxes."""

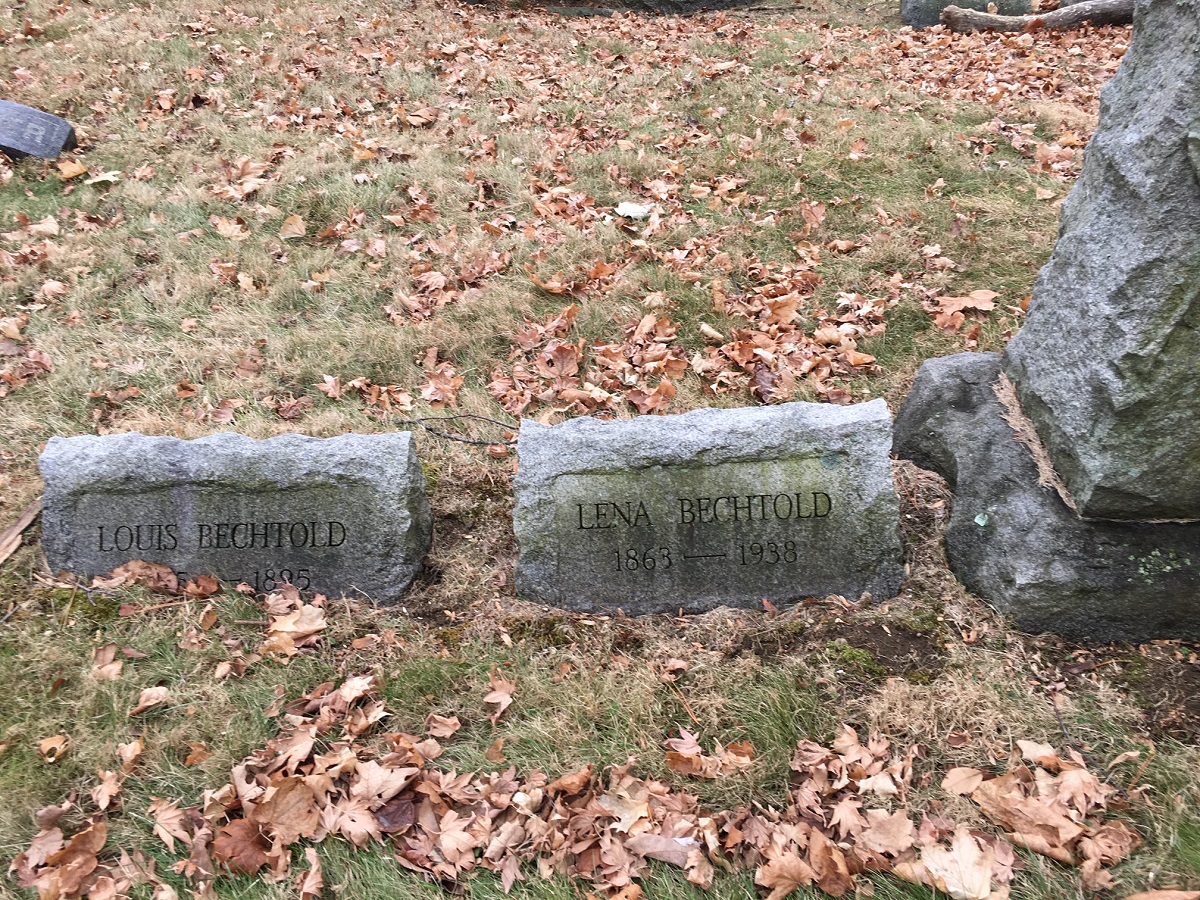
[{"left": 894, "top": 352, "right": 1200, "bottom": 640}]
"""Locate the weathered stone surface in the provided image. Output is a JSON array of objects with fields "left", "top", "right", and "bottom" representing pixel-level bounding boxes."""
[
  {"left": 40, "top": 432, "right": 431, "bottom": 600},
  {"left": 1003, "top": 0, "right": 1200, "bottom": 521},
  {"left": 894, "top": 352, "right": 1200, "bottom": 640},
  {"left": 900, "top": 0, "right": 1030, "bottom": 28},
  {"left": 513, "top": 401, "right": 903, "bottom": 614},
  {"left": 0, "top": 101, "right": 77, "bottom": 160}
]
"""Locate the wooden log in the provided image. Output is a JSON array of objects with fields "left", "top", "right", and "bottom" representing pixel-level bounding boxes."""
[{"left": 940, "top": 0, "right": 1133, "bottom": 31}]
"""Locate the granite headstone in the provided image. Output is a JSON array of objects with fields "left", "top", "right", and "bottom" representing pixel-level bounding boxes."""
[
  {"left": 513, "top": 401, "right": 904, "bottom": 613},
  {"left": 40, "top": 432, "right": 431, "bottom": 600},
  {"left": 0, "top": 101, "right": 77, "bottom": 160}
]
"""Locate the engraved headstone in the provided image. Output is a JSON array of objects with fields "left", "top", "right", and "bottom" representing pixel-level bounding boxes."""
[
  {"left": 40, "top": 432, "right": 431, "bottom": 600},
  {"left": 513, "top": 401, "right": 903, "bottom": 613},
  {"left": 0, "top": 101, "right": 77, "bottom": 160}
]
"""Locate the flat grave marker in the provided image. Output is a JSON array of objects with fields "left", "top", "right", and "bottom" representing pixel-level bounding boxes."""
[
  {"left": 40, "top": 432, "right": 431, "bottom": 599},
  {"left": 0, "top": 101, "right": 76, "bottom": 159},
  {"left": 513, "top": 400, "right": 903, "bottom": 613}
]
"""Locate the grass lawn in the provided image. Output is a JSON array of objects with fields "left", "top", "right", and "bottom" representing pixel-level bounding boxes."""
[{"left": 1, "top": 0, "right": 1197, "bottom": 897}]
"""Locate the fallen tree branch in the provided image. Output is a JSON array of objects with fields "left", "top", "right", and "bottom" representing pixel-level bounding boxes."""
[
  {"left": 0, "top": 498, "right": 40, "bottom": 567},
  {"left": 940, "top": 0, "right": 1132, "bottom": 31}
]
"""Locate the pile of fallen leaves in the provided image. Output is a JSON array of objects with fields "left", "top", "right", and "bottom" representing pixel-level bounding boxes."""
[
  {"left": 694, "top": 257, "right": 885, "bottom": 404},
  {"left": 12, "top": 654, "right": 1160, "bottom": 900},
  {"left": 0, "top": 310, "right": 53, "bottom": 400},
  {"left": 488, "top": 304, "right": 687, "bottom": 416}
]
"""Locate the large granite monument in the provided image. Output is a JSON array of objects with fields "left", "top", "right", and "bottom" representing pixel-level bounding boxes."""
[
  {"left": 513, "top": 401, "right": 903, "bottom": 614},
  {"left": 895, "top": 0, "right": 1200, "bottom": 639},
  {"left": 40, "top": 432, "right": 431, "bottom": 600},
  {"left": 1003, "top": 0, "right": 1200, "bottom": 522}
]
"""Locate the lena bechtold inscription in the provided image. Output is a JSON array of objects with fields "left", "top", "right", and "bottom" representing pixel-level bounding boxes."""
[
  {"left": 513, "top": 401, "right": 904, "bottom": 613},
  {"left": 40, "top": 432, "right": 432, "bottom": 600}
]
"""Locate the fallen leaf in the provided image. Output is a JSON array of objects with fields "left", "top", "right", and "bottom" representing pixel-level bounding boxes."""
[
  {"left": 212, "top": 819, "right": 270, "bottom": 875},
  {"left": 185, "top": 742, "right": 211, "bottom": 766},
  {"left": 129, "top": 686, "right": 171, "bottom": 716},
  {"left": 148, "top": 797, "right": 190, "bottom": 852},
  {"left": 755, "top": 852, "right": 816, "bottom": 900},
  {"left": 279, "top": 214, "right": 307, "bottom": 240},
  {"left": 91, "top": 771, "right": 122, "bottom": 811},
  {"left": 942, "top": 766, "right": 985, "bottom": 795},
  {"left": 484, "top": 665, "right": 516, "bottom": 724},
  {"left": 485, "top": 737, "right": 507, "bottom": 762},
  {"left": 38, "top": 735, "right": 71, "bottom": 764},
  {"left": 296, "top": 847, "right": 323, "bottom": 900},
  {"left": 56, "top": 159, "right": 87, "bottom": 180},
  {"left": 426, "top": 714, "right": 461, "bottom": 738},
  {"left": 91, "top": 643, "right": 124, "bottom": 680}
]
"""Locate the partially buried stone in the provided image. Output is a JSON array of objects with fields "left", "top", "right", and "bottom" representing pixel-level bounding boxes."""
[
  {"left": 40, "top": 432, "right": 431, "bottom": 600},
  {"left": 1003, "top": 0, "right": 1200, "bottom": 521},
  {"left": 894, "top": 352, "right": 1200, "bottom": 640},
  {"left": 0, "top": 101, "right": 77, "bottom": 160},
  {"left": 513, "top": 400, "right": 903, "bottom": 614}
]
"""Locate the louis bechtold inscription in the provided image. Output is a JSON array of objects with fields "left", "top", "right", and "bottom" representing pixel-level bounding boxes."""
[
  {"left": 40, "top": 432, "right": 432, "bottom": 601},
  {"left": 513, "top": 401, "right": 903, "bottom": 614}
]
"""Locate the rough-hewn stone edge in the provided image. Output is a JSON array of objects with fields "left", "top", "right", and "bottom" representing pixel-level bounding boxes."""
[
  {"left": 39, "top": 431, "right": 432, "bottom": 601},
  {"left": 515, "top": 399, "right": 894, "bottom": 479}
]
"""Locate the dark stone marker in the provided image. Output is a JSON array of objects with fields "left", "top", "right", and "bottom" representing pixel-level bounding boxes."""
[
  {"left": 40, "top": 432, "right": 432, "bottom": 601},
  {"left": 0, "top": 101, "right": 77, "bottom": 160},
  {"left": 894, "top": 352, "right": 1200, "bottom": 641},
  {"left": 513, "top": 401, "right": 904, "bottom": 614}
]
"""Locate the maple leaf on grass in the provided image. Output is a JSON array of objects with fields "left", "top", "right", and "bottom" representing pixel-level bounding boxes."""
[
  {"left": 426, "top": 713, "right": 461, "bottom": 739},
  {"left": 296, "top": 847, "right": 323, "bottom": 900},
  {"left": 484, "top": 665, "right": 516, "bottom": 724},
  {"left": 91, "top": 770, "right": 122, "bottom": 811},
  {"left": 895, "top": 826, "right": 1000, "bottom": 900},
  {"left": 808, "top": 827, "right": 854, "bottom": 897},
  {"left": 942, "top": 766, "right": 985, "bottom": 795},
  {"left": 38, "top": 734, "right": 71, "bottom": 764},
  {"left": 249, "top": 776, "right": 320, "bottom": 845},
  {"left": 419, "top": 352, "right": 464, "bottom": 409},
  {"left": 211, "top": 819, "right": 270, "bottom": 875},
  {"left": 117, "top": 737, "right": 143, "bottom": 773},
  {"left": 129, "top": 686, "right": 171, "bottom": 716},
  {"left": 756, "top": 852, "right": 816, "bottom": 900},
  {"left": 148, "top": 798, "right": 191, "bottom": 852},
  {"left": 96, "top": 560, "right": 179, "bottom": 594}
]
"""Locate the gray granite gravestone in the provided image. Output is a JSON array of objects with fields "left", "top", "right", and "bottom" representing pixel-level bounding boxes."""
[
  {"left": 40, "top": 432, "right": 431, "bottom": 600},
  {"left": 0, "top": 101, "right": 76, "bottom": 160},
  {"left": 513, "top": 401, "right": 903, "bottom": 614}
]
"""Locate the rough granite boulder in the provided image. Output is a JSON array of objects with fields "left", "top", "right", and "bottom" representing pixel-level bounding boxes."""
[
  {"left": 1003, "top": 0, "right": 1200, "bottom": 521},
  {"left": 40, "top": 432, "right": 431, "bottom": 601},
  {"left": 894, "top": 353, "right": 1200, "bottom": 640},
  {"left": 514, "top": 400, "right": 904, "bottom": 614},
  {"left": 900, "top": 0, "right": 1030, "bottom": 28}
]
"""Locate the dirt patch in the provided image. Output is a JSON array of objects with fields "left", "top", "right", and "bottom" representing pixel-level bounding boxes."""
[
  {"left": 1050, "top": 641, "right": 1200, "bottom": 743},
  {"left": 813, "top": 622, "right": 946, "bottom": 682}
]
